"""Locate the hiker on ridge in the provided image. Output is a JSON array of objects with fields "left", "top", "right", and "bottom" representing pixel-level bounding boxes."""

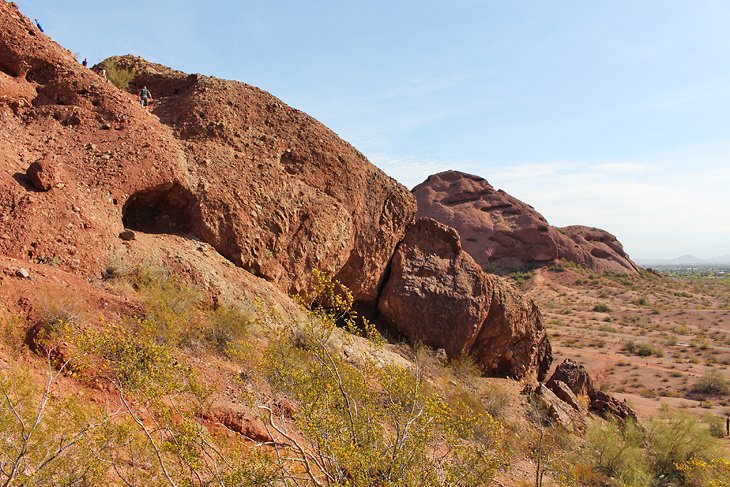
[
  {"left": 34, "top": 19, "right": 44, "bottom": 32},
  {"left": 138, "top": 86, "right": 152, "bottom": 108}
]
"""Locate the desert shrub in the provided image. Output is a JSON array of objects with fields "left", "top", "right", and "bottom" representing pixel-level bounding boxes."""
[
  {"left": 593, "top": 303, "right": 611, "bottom": 313},
  {"left": 77, "top": 318, "right": 188, "bottom": 394},
  {"left": 481, "top": 382, "right": 513, "bottom": 418},
  {"left": 703, "top": 414, "right": 726, "bottom": 438},
  {"left": 102, "top": 57, "right": 137, "bottom": 90},
  {"left": 449, "top": 354, "right": 482, "bottom": 381},
  {"left": 206, "top": 303, "right": 256, "bottom": 355},
  {"left": 632, "top": 296, "right": 649, "bottom": 306},
  {"left": 64, "top": 320, "right": 277, "bottom": 484},
  {"left": 263, "top": 323, "right": 508, "bottom": 485},
  {"left": 509, "top": 270, "right": 534, "bottom": 286},
  {"left": 574, "top": 419, "right": 651, "bottom": 486},
  {"left": 623, "top": 340, "right": 663, "bottom": 357},
  {"left": 677, "top": 457, "right": 730, "bottom": 487},
  {"left": 599, "top": 324, "right": 618, "bottom": 333},
  {"left": 304, "top": 269, "right": 382, "bottom": 343},
  {"left": 692, "top": 369, "right": 730, "bottom": 396},
  {"left": 0, "top": 366, "right": 110, "bottom": 486},
  {"left": 646, "top": 409, "right": 724, "bottom": 483},
  {"left": 128, "top": 265, "right": 202, "bottom": 346}
]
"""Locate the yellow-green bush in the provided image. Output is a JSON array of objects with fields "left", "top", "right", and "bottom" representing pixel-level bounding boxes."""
[
  {"left": 305, "top": 268, "right": 383, "bottom": 343},
  {"left": 0, "top": 366, "right": 109, "bottom": 485},
  {"left": 677, "top": 457, "right": 730, "bottom": 487},
  {"left": 263, "top": 322, "right": 508, "bottom": 486},
  {"left": 102, "top": 57, "right": 137, "bottom": 91}
]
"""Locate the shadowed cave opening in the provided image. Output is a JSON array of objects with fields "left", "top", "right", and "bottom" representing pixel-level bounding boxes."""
[{"left": 122, "top": 183, "right": 194, "bottom": 235}]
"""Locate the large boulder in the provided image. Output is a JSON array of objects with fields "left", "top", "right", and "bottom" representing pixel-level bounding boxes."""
[
  {"left": 413, "top": 170, "right": 639, "bottom": 274},
  {"left": 0, "top": 3, "right": 415, "bottom": 307},
  {"left": 525, "top": 383, "right": 586, "bottom": 432},
  {"left": 547, "top": 359, "right": 637, "bottom": 421},
  {"left": 590, "top": 390, "right": 637, "bottom": 421},
  {"left": 110, "top": 56, "right": 416, "bottom": 305},
  {"left": 547, "top": 358, "right": 595, "bottom": 398},
  {"left": 378, "top": 218, "right": 552, "bottom": 380}
]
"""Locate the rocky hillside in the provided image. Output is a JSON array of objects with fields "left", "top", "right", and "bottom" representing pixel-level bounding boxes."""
[
  {"left": 0, "top": 2, "right": 549, "bottom": 379},
  {"left": 413, "top": 170, "right": 640, "bottom": 275},
  {"left": 2, "top": 5, "right": 724, "bottom": 486}
]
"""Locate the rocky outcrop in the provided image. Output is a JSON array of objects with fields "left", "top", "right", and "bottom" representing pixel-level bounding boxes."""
[
  {"left": 549, "top": 379, "right": 583, "bottom": 412},
  {"left": 107, "top": 56, "right": 415, "bottom": 305},
  {"left": 590, "top": 390, "right": 637, "bottom": 421},
  {"left": 525, "top": 383, "right": 586, "bottom": 432},
  {"left": 546, "top": 359, "right": 637, "bottom": 422},
  {"left": 378, "top": 218, "right": 552, "bottom": 380},
  {"left": 546, "top": 358, "right": 594, "bottom": 398},
  {"left": 0, "top": 2, "right": 414, "bottom": 307},
  {"left": 413, "top": 170, "right": 639, "bottom": 275}
]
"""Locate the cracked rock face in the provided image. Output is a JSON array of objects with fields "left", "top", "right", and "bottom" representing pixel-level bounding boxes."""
[
  {"left": 378, "top": 218, "right": 552, "bottom": 381},
  {"left": 413, "top": 170, "right": 639, "bottom": 275},
  {"left": 0, "top": 3, "right": 415, "bottom": 306}
]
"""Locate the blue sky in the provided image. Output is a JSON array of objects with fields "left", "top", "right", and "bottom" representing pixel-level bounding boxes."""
[{"left": 19, "top": 1, "right": 730, "bottom": 259}]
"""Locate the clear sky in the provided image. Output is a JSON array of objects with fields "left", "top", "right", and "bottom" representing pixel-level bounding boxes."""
[{"left": 18, "top": 0, "right": 730, "bottom": 259}]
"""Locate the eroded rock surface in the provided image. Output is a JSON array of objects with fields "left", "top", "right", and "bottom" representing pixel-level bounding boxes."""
[
  {"left": 0, "top": 3, "right": 414, "bottom": 306},
  {"left": 547, "top": 359, "right": 637, "bottom": 421},
  {"left": 413, "top": 170, "right": 639, "bottom": 274},
  {"left": 378, "top": 218, "right": 552, "bottom": 380},
  {"left": 547, "top": 358, "right": 595, "bottom": 398}
]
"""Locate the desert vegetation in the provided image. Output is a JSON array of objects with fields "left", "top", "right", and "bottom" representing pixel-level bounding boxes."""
[
  {"left": 521, "top": 263, "right": 730, "bottom": 461},
  {"left": 1, "top": 265, "right": 728, "bottom": 486}
]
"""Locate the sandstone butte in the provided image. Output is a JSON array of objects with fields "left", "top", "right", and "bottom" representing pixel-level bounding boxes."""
[
  {"left": 413, "top": 170, "right": 641, "bottom": 275},
  {"left": 0, "top": 2, "right": 572, "bottom": 381}
]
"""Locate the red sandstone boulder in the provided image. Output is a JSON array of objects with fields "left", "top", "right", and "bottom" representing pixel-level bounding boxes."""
[
  {"left": 413, "top": 170, "right": 639, "bottom": 275},
  {"left": 547, "top": 358, "right": 595, "bottom": 398},
  {"left": 0, "top": 3, "right": 414, "bottom": 307},
  {"left": 110, "top": 56, "right": 416, "bottom": 305},
  {"left": 549, "top": 379, "right": 583, "bottom": 412},
  {"left": 547, "top": 359, "right": 637, "bottom": 421},
  {"left": 589, "top": 390, "right": 637, "bottom": 421},
  {"left": 526, "top": 383, "right": 586, "bottom": 431},
  {"left": 378, "top": 218, "right": 552, "bottom": 380},
  {"left": 26, "top": 156, "right": 60, "bottom": 191}
]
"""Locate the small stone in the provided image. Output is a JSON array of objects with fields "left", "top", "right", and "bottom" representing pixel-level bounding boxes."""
[
  {"left": 16, "top": 268, "right": 30, "bottom": 279},
  {"left": 101, "top": 122, "right": 111, "bottom": 130},
  {"left": 119, "top": 230, "right": 135, "bottom": 241},
  {"left": 26, "top": 157, "right": 60, "bottom": 191}
]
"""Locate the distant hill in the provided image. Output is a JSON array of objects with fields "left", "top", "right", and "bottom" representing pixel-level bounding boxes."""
[{"left": 637, "top": 254, "right": 730, "bottom": 265}]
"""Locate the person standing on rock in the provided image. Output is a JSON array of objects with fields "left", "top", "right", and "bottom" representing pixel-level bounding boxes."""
[
  {"left": 138, "top": 86, "right": 152, "bottom": 109},
  {"left": 34, "top": 18, "right": 44, "bottom": 32}
]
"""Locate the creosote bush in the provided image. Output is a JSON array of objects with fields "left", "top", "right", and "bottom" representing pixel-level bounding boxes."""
[
  {"left": 304, "top": 268, "right": 383, "bottom": 343},
  {"left": 263, "top": 321, "right": 509, "bottom": 486},
  {"left": 570, "top": 408, "right": 727, "bottom": 487},
  {"left": 102, "top": 57, "right": 137, "bottom": 91},
  {"left": 623, "top": 340, "right": 663, "bottom": 357},
  {"left": 692, "top": 368, "right": 729, "bottom": 396}
]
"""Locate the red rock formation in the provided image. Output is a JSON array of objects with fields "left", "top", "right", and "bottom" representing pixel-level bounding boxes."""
[
  {"left": 378, "top": 218, "right": 552, "bottom": 380},
  {"left": 413, "top": 170, "right": 639, "bottom": 275},
  {"left": 111, "top": 55, "right": 416, "bottom": 305},
  {"left": 546, "top": 358, "right": 595, "bottom": 398},
  {"left": 0, "top": 2, "right": 414, "bottom": 306},
  {"left": 547, "top": 359, "right": 637, "bottom": 421}
]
